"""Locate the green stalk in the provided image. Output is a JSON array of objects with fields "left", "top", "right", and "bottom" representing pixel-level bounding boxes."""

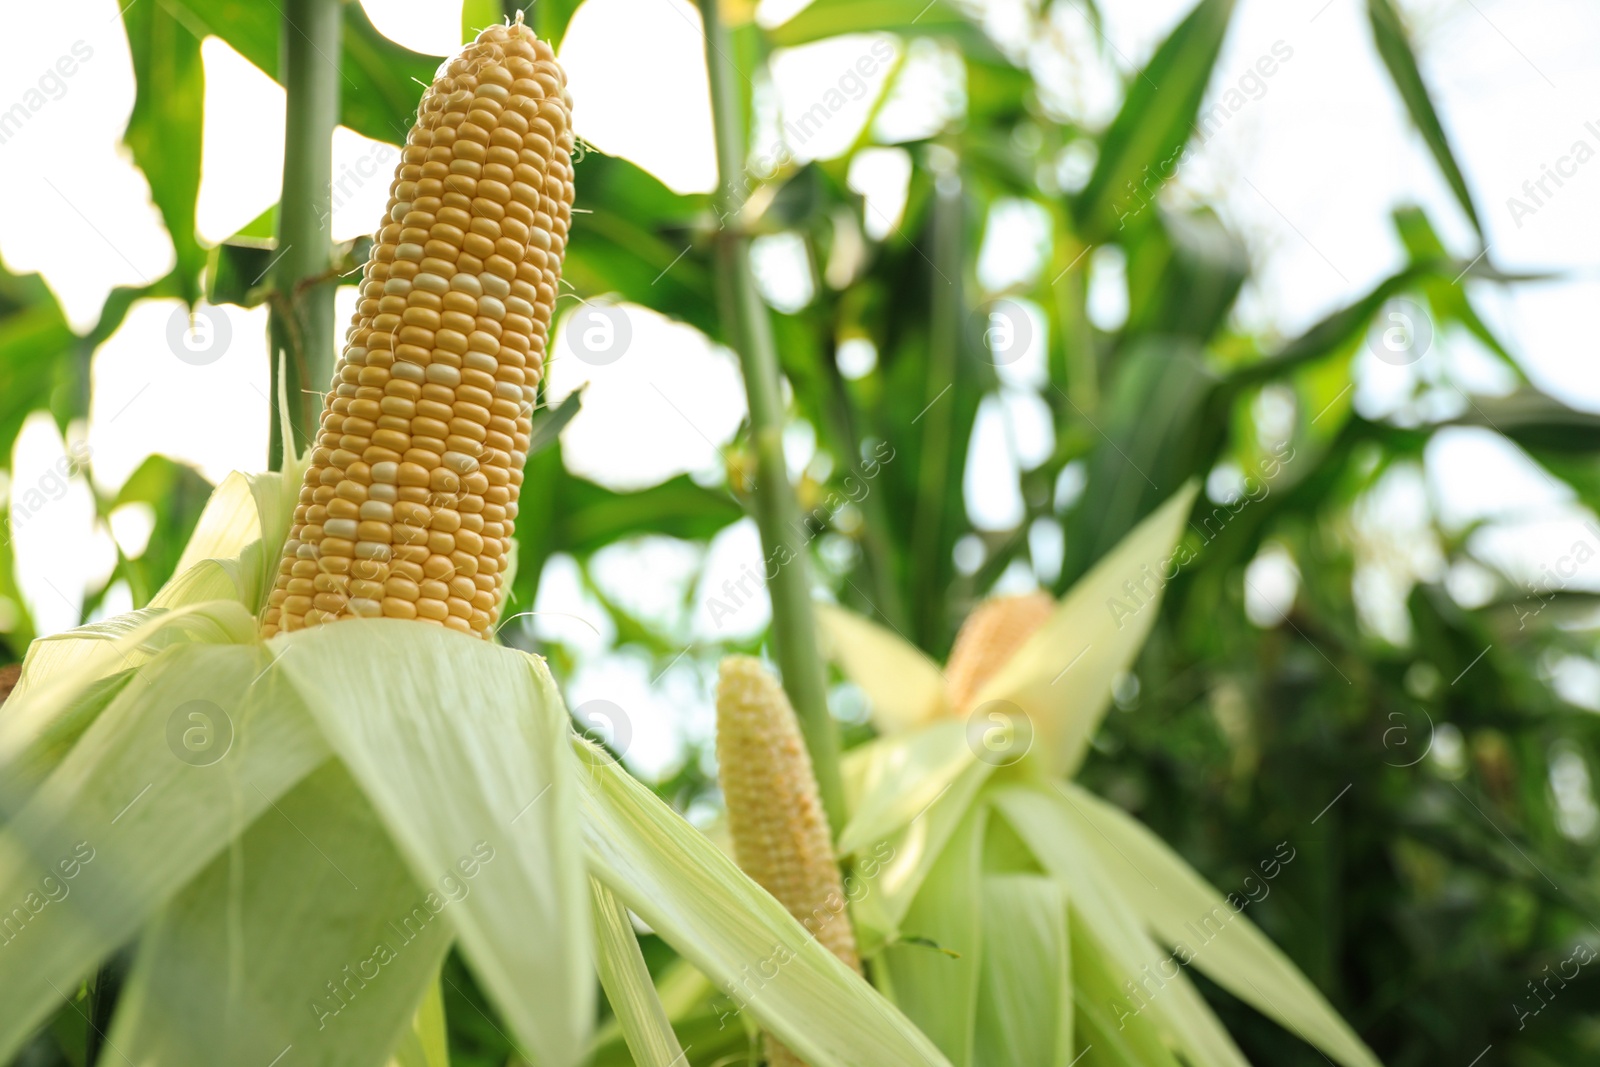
[
  {"left": 697, "top": 0, "right": 845, "bottom": 835},
  {"left": 268, "top": 0, "right": 341, "bottom": 467}
]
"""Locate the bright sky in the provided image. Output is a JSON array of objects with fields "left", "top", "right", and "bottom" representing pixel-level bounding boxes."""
[{"left": 3, "top": 0, "right": 1597, "bottom": 769}]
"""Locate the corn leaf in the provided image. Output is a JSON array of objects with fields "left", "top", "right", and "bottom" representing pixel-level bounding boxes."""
[
  {"left": 0, "top": 601, "right": 259, "bottom": 792},
  {"left": 973, "top": 483, "right": 1198, "bottom": 775},
  {"left": 113, "top": 761, "right": 452, "bottom": 1066},
  {"left": 161, "top": 461, "right": 304, "bottom": 612},
  {"left": 1073, "top": 0, "right": 1237, "bottom": 242},
  {"left": 974, "top": 874, "right": 1073, "bottom": 1067},
  {"left": 992, "top": 785, "right": 1249, "bottom": 1067},
  {"left": 839, "top": 720, "right": 975, "bottom": 855},
  {"left": 590, "top": 877, "right": 687, "bottom": 1067},
  {"left": 0, "top": 643, "right": 328, "bottom": 1062},
  {"left": 121, "top": 0, "right": 206, "bottom": 303},
  {"left": 878, "top": 804, "right": 985, "bottom": 1066},
  {"left": 1071, "top": 914, "right": 1183, "bottom": 1067},
  {"left": 389, "top": 981, "right": 450, "bottom": 1067},
  {"left": 1058, "top": 781, "right": 1382, "bottom": 1067},
  {"left": 1367, "top": 0, "right": 1483, "bottom": 237},
  {"left": 276, "top": 621, "right": 592, "bottom": 1067},
  {"left": 816, "top": 602, "right": 948, "bottom": 733},
  {"left": 574, "top": 739, "right": 952, "bottom": 1067}
]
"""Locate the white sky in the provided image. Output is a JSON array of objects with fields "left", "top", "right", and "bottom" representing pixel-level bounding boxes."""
[{"left": 3, "top": 0, "right": 1598, "bottom": 769}]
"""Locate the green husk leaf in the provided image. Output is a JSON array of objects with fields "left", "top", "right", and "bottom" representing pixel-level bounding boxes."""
[
  {"left": 971, "top": 482, "right": 1198, "bottom": 775},
  {"left": 275, "top": 621, "right": 592, "bottom": 1067},
  {"left": 974, "top": 874, "right": 1073, "bottom": 1067},
  {"left": 389, "top": 981, "right": 450, "bottom": 1067},
  {"left": 0, "top": 642, "right": 328, "bottom": 1063},
  {"left": 113, "top": 762, "right": 452, "bottom": 1066},
  {"left": 1070, "top": 915, "right": 1182, "bottom": 1067},
  {"left": 590, "top": 877, "right": 687, "bottom": 1067},
  {"left": 574, "top": 738, "right": 952, "bottom": 1067},
  {"left": 878, "top": 804, "right": 985, "bottom": 1066},
  {"left": 816, "top": 602, "right": 949, "bottom": 733},
  {"left": 839, "top": 720, "right": 978, "bottom": 855},
  {"left": 1057, "top": 782, "right": 1381, "bottom": 1067},
  {"left": 992, "top": 785, "right": 1249, "bottom": 1067}
]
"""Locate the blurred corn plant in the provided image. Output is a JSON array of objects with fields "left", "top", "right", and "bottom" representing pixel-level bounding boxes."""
[{"left": 3, "top": 0, "right": 1599, "bottom": 1065}]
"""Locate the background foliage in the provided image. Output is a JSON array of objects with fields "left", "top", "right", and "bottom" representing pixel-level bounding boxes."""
[{"left": 3, "top": 0, "right": 1597, "bottom": 1064}]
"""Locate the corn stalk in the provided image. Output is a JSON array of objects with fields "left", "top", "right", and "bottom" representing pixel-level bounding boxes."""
[
  {"left": 268, "top": 0, "right": 341, "bottom": 466},
  {"left": 696, "top": 0, "right": 844, "bottom": 833}
]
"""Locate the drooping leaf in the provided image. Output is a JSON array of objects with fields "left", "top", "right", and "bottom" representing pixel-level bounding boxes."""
[
  {"left": 816, "top": 601, "right": 949, "bottom": 733},
  {"left": 973, "top": 874, "right": 1073, "bottom": 1067},
  {"left": 1367, "top": 0, "right": 1483, "bottom": 237},
  {"left": 1073, "top": 0, "right": 1238, "bottom": 243},
  {"left": 1058, "top": 781, "right": 1382, "bottom": 1067},
  {"left": 121, "top": 0, "right": 206, "bottom": 303},
  {"left": 590, "top": 877, "right": 687, "bottom": 1067},
  {"left": 113, "top": 762, "right": 452, "bottom": 1067},
  {"left": 979, "top": 482, "right": 1198, "bottom": 775},
  {"left": 0, "top": 642, "right": 328, "bottom": 1063},
  {"left": 575, "top": 739, "right": 952, "bottom": 1067},
  {"left": 275, "top": 621, "right": 593, "bottom": 1067}
]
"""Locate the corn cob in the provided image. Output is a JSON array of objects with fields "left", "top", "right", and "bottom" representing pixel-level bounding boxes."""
[
  {"left": 262, "top": 16, "right": 575, "bottom": 640},
  {"left": 944, "top": 591, "right": 1055, "bottom": 713},
  {"left": 715, "top": 657, "right": 860, "bottom": 1067}
]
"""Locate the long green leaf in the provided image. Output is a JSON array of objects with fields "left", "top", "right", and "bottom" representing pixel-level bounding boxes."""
[
  {"left": 122, "top": 0, "right": 206, "bottom": 303},
  {"left": 0, "top": 642, "right": 328, "bottom": 1062},
  {"left": 1367, "top": 0, "right": 1482, "bottom": 237},
  {"left": 1073, "top": 0, "right": 1237, "bottom": 243},
  {"left": 1058, "top": 782, "right": 1382, "bottom": 1067},
  {"left": 574, "top": 739, "right": 952, "bottom": 1067},
  {"left": 389, "top": 981, "right": 451, "bottom": 1067},
  {"left": 590, "top": 878, "right": 687, "bottom": 1067},
  {"left": 975, "top": 482, "right": 1198, "bottom": 775},
  {"left": 974, "top": 874, "right": 1073, "bottom": 1067},
  {"left": 276, "top": 621, "right": 592, "bottom": 1067},
  {"left": 113, "top": 762, "right": 451, "bottom": 1066}
]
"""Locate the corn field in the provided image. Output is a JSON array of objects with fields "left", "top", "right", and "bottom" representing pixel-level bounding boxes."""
[{"left": 0, "top": 1, "right": 1597, "bottom": 1066}]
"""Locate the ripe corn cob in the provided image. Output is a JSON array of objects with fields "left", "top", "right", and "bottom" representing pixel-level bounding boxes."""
[
  {"left": 944, "top": 591, "right": 1055, "bottom": 713},
  {"left": 262, "top": 16, "right": 575, "bottom": 640},
  {"left": 715, "top": 657, "right": 860, "bottom": 1067}
]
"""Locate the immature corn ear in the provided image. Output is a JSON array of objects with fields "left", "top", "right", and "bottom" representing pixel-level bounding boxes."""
[
  {"left": 944, "top": 591, "right": 1055, "bottom": 712},
  {"left": 262, "top": 16, "right": 575, "bottom": 640},
  {"left": 715, "top": 657, "right": 860, "bottom": 1067}
]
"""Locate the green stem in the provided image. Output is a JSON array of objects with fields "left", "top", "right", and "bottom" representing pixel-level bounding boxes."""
[
  {"left": 697, "top": 0, "right": 845, "bottom": 835},
  {"left": 269, "top": 0, "right": 341, "bottom": 468}
]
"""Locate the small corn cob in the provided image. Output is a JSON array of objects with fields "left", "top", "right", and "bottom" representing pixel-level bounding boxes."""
[
  {"left": 943, "top": 591, "right": 1055, "bottom": 712},
  {"left": 262, "top": 17, "right": 575, "bottom": 640},
  {"left": 715, "top": 657, "right": 860, "bottom": 1067}
]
